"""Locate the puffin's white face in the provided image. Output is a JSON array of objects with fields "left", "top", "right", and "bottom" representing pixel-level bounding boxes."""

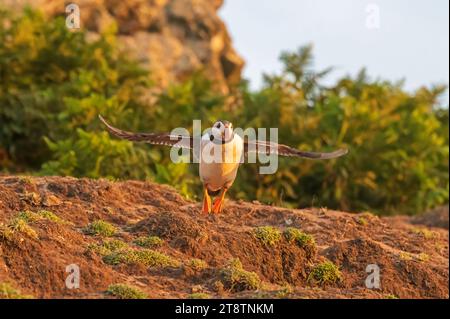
[{"left": 211, "top": 120, "right": 234, "bottom": 142}]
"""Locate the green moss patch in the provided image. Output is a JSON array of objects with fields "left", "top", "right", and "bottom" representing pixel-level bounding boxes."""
[
  {"left": 308, "top": 261, "right": 342, "bottom": 286},
  {"left": 103, "top": 249, "right": 179, "bottom": 268},
  {"left": 0, "top": 283, "right": 33, "bottom": 299},
  {"left": 133, "top": 236, "right": 163, "bottom": 248},
  {"left": 84, "top": 220, "right": 117, "bottom": 237},
  {"left": 253, "top": 226, "right": 282, "bottom": 246},
  {"left": 220, "top": 258, "right": 260, "bottom": 292},
  {"left": 106, "top": 284, "right": 147, "bottom": 299}
]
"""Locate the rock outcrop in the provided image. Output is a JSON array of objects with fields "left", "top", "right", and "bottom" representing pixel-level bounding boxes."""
[{"left": 3, "top": 0, "right": 244, "bottom": 94}]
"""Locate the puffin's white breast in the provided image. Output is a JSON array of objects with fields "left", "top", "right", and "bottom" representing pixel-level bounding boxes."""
[{"left": 199, "top": 133, "right": 243, "bottom": 191}]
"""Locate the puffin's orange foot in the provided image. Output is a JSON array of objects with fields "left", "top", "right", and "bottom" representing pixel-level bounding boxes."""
[
  {"left": 212, "top": 198, "right": 224, "bottom": 214},
  {"left": 202, "top": 197, "right": 211, "bottom": 214},
  {"left": 202, "top": 187, "right": 211, "bottom": 215}
]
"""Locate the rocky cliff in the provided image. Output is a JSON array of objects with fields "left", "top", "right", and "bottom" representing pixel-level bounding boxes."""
[{"left": 2, "top": 0, "right": 244, "bottom": 94}]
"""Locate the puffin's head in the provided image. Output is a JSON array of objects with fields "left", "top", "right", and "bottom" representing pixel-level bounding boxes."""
[{"left": 211, "top": 120, "right": 234, "bottom": 142}]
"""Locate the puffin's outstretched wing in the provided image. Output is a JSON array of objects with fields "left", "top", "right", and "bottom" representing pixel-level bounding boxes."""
[
  {"left": 244, "top": 140, "right": 348, "bottom": 159},
  {"left": 99, "top": 115, "right": 194, "bottom": 149}
]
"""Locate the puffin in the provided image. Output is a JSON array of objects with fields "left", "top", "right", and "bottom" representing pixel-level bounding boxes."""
[{"left": 99, "top": 115, "right": 348, "bottom": 214}]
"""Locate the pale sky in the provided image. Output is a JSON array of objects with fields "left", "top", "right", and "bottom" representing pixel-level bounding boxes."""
[{"left": 220, "top": 0, "right": 449, "bottom": 105}]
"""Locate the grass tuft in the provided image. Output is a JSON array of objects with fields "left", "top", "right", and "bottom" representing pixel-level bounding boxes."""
[
  {"left": 0, "top": 283, "right": 33, "bottom": 299},
  {"left": 417, "top": 253, "right": 430, "bottom": 262},
  {"left": 188, "top": 292, "right": 210, "bottom": 299},
  {"left": 308, "top": 261, "right": 342, "bottom": 285},
  {"left": 106, "top": 284, "right": 147, "bottom": 299},
  {"left": 133, "top": 236, "right": 163, "bottom": 248},
  {"left": 37, "top": 210, "right": 70, "bottom": 224},
  {"left": 220, "top": 258, "right": 260, "bottom": 292},
  {"left": 253, "top": 226, "right": 282, "bottom": 246},
  {"left": 84, "top": 220, "right": 117, "bottom": 237},
  {"left": 0, "top": 212, "right": 39, "bottom": 240},
  {"left": 411, "top": 227, "right": 438, "bottom": 240},
  {"left": 283, "top": 227, "right": 316, "bottom": 257}
]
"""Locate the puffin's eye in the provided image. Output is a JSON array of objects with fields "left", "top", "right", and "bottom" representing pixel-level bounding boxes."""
[{"left": 216, "top": 123, "right": 221, "bottom": 128}]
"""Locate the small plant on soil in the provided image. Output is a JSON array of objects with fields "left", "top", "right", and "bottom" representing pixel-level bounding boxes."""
[
  {"left": 17, "top": 211, "right": 42, "bottom": 222},
  {"left": 0, "top": 282, "right": 33, "bottom": 299},
  {"left": 385, "top": 294, "right": 399, "bottom": 299},
  {"left": 220, "top": 258, "right": 261, "bottom": 292},
  {"left": 308, "top": 261, "right": 342, "bottom": 285},
  {"left": 88, "top": 239, "right": 129, "bottom": 256},
  {"left": 183, "top": 258, "right": 208, "bottom": 275},
  {"left": 276, "top": 284, "right": 294, "bottom": 298},
  {"left": 411, "top": 227, "right": 438, "bottom": 240},
  {"left": 254, "top": 226, "right": 282, "bottom": 246},
  {"left": 357, "top": 217, "right": 369, "bottom": 226},
  {"left": 283, "top": 227, "right": 317, "bottom": 257},
  {"left": 103, "top": 249, "right": 179, "bottom": 268},
  {"left": 417, "top": 253, "right": 430, "bottom": 262},
  {"left": 133, "top": 236, "right": 163, "bottom": 248},
  {"left": 188, "top": 292, "right": 210, "bottom": 299},
  {"left": 399, "top": 251, "right": 413, "bottom": 261},
  {"left": 106, "top": 284, "right": 147, "bottom": 299},
  {"left": 0, "top": 213, "right": 39, "bottom": 240},
  {"left": 185, "top": 258, "right": 207, "bottom": 271},
  {"left": 84, "top": 220, "right": 117, "bottom": 237},
  {"left": 37, "top": 210, "right": 69, "bottom": 224}
]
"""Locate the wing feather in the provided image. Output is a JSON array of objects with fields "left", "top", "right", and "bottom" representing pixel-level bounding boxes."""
[
  {"left": 244, "top": 140, "right": 348, "bottom": 159},
  {"left": 99, "top": 115, "right": 193, "bottom": 149}
]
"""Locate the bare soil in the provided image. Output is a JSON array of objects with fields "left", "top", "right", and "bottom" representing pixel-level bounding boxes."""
[{"left": 0, "top": 176, "right": 448, "bottom": 299}]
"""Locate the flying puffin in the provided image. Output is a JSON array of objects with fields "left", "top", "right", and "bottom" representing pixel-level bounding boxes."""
[{"left": 99, "top": 115, "right": 348, "bottom": 214}]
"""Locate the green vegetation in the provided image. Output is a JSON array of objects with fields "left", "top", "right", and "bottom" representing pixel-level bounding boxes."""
[
  {"left": 183, "top": 258, "right": 208, "bottom": 272},
  {"left": 220, "top": 258, "right": 261, "bottom": 292},
  {"left": 106, "top": 284, "right": 147, "bottom": 299},
  {"left": 308, "top": 261, "right": 342, "bottom": 285},
  {"left": 133, "top": 236, "right": 163, "bottom": 248},
  {"left": 417, "top": 253, "right": 430, "bottom": 262},
  {"left": 385, "top": 294, "right": 399, "bottom": 299},
  {"left": 283, "top": 228, "right": 316, "bottom": 249},
  {"left": 0, "top": 212, "right": 39, "bottom": 240},
  {"left": 37, "top": 210, "right": 69, "bottom": 224},
  {"left": 411, "top": 227, "right": 438, "bottom": 240},
  {"left": 88, "top": 239, "right": 128, "bottom": 256},
  {"left": 253, "top": 226, "right": 282, "bottom": 246},
  {"left": 0, "top": 8, "right": 448, "bottom": 215},
  {"left": 276, "top": 284, "right": 294, "bottom": 298},
  {"left": 283, "top": 227, "right": 316, "bottom": 258},
  {"left": 399, "top": 252, "right": 413, "bottom": 261},
  {"left": 0, "top": 282, "right": 33, "bottom": 299},
  {"left": 103, "top": 249, "right": 179, "bottom": 268},
  {"left": 84, "top": 220, "right": 117, "bottom": 237},
  {"left": 188, "top": 292, "right": 210, "bottom": 299}
]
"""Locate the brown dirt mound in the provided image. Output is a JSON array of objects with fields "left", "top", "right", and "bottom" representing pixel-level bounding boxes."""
[{"left": 0, "top": 176, "right": 448, "bottom": 299}]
